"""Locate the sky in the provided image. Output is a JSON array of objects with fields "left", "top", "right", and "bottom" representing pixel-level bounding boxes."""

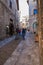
[{"left": 19, "top": 0, "right": 29, "bottom": 21}]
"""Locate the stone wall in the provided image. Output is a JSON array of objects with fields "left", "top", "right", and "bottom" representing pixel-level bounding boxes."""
[
  {"left": 0, "top": 3, "right": 5, "bottom": 40},
  {"left": 29, "top": 0, "right": 37, "bottom": 32},
  {"left": 37, "top": 0, "right": 43, "bottom": 65},
  {"left": 0, "top": 1, "right": 16, "bottom": 40}
]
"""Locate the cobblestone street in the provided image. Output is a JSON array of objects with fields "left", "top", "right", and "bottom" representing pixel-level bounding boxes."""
[{"left": 4, "top": 31, "right": 40, "bottom": 65}]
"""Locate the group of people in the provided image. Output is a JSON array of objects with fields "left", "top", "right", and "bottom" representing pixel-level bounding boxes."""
[
  {"left": 6, "top": 19, "right": 26, "bottom": 40},
  {"left": 16, "top": 27, "right": 26, "bottom": 40}
]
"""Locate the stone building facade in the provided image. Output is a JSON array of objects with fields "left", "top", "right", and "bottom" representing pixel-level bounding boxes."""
[
  {"left": 27, "top": 0, "right": 43, "bottom": 65},
  {"left": 0, "top": 0, "right": 19, "bottom": 40},
  {"left": 27, "top": 0, "right": 37, "bottom": 32}
]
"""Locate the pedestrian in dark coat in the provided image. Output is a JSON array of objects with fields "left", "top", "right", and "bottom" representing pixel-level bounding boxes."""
[{"left": 22, "top": 28, "right": 26, "bottom": 40}]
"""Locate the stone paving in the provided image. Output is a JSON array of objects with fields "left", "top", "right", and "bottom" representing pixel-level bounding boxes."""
[
  {"left": 0, "top": 36, "right": 15, "bottom": 48},
  {"left": 4, "top": 31, "right": 40, "bottom": 65}
]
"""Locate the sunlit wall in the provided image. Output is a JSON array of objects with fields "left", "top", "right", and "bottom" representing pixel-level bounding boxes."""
[{"left": 19, "top": 0, "right": 29, "bottom": 21}]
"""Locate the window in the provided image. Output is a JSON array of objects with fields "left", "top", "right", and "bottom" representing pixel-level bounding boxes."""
[
  {"left": 9, "top": 0, "right": 12, "bottom": 9},
  {"left": 33, "top": 9, "right": 38, "bottom": 15}
]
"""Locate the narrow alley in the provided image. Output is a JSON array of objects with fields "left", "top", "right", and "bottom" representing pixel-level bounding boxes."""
[
  {"left": 4, "top": 31, "right": 39, "bottom": 65},
  {"left": 0, "top": 0, "right": 43, "bottom": 65}
]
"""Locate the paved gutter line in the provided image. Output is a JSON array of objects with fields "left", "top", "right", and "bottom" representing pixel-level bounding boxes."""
[{"left": 0, "top": 36, "right": 16, "bottom": 48}]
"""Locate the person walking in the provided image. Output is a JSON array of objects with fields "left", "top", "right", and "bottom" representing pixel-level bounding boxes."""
[{"left": 22, "top": 28, "right": 26, "bottom": 40}]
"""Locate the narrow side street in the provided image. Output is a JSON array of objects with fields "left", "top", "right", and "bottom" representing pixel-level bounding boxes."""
[{"left": 4, "top": 31, "right": 40, "bottom": 65}]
